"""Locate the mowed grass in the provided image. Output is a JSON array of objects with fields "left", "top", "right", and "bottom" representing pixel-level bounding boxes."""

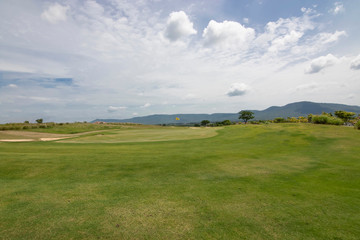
[
  {"left": 0, "top": 124, "right": 359, "bottom": 239},
  {"left": 60, "top": 127, "right": 220, "bottom": 143}
]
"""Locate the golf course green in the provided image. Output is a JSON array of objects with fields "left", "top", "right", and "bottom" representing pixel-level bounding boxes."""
[{"left": 0, "top": 123, "right": 359, "bottom": 239}]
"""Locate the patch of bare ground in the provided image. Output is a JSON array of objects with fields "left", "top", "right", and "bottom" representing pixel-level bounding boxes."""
[{"left": 0, "top": 131, "right": 77, "bottom": 142}]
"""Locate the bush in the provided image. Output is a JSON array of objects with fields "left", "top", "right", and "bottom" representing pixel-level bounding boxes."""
[
  {"left": 298, "top": 116, "right": 308, "bottom": 123},
  {"left": 312, "top": 115, "right": 343, "bottom": 125},
  {"left": 287, "top": 117, "right": 298, "bottom": 123},
  {"left": 312, "top": 115, "right": 328, "bottom": 124},
  {"left": 355, "top": 121, "right": 360, "bottom": 130},
  {"left": 273, "top": 117, "right": 285, "bottom": 123},
  {"left": 221, "top": 120, "right": 232, "bottom": 125},
  {"left": 328, "top": 117, "right": 344, "bottom": 125},
  {"left": 307, "top": 114, "right": 313, "bottom": 122}
]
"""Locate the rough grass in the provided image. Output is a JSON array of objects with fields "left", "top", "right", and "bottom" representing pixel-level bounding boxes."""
[
  {"left": 23, "top": 122, "right": 143, "bottom": 134},
  {"left": 0, "top": 124, "right": 359, "bottom": 239}
]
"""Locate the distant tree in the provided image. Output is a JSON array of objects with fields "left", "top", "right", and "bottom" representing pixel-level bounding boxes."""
[
  {"left": 24, "top": 121, "right": 29, "bottom": 124},
  {"left": 201, "top": 120, "right": 210, "bottom": 126},
  {"left": 322, "top": 112, "right": 333, "bottom": 117},
  {"left": 307, "top": 114, "right": 313, "bottom": 123},
  {"left": 273, "top": 117, "right": 285, "bottom": 123},
  {"left": 334, "top": 110, "right": 356, "bottom": 123},
  {"left": 36, "top": 118, "right": 43, "bottom": 124},
  {"left": 239, "top": 111, "right": 254, "bottom": 124},
  {"left": 221, "top": 120, "right": 232, "bottom": 125}
]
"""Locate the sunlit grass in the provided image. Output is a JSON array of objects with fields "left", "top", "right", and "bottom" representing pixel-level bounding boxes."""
[{"left": 0, "top": 124, "right": 359, "bottom": 239}]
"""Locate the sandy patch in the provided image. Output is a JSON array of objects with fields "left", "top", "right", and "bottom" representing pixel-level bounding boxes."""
[
  {"left": 40, "top": 138, "right": 68, "bottom": 141},
  {"left": 0, "top": 139, "right": 35, "bottom": 142}
]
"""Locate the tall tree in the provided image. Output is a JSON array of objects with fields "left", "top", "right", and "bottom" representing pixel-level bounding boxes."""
[{"left": 239, "top": 111, "right": 254, "bottom": 124}]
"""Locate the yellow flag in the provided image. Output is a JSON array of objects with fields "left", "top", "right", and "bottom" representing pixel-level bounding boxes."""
[{"left": 175, "top": 117, "right": 180, "bottom": 120}]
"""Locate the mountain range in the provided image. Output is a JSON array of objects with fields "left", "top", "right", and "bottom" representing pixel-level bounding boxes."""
[{"left": 92, "top": 101, "right": 360, "bottom": 124}]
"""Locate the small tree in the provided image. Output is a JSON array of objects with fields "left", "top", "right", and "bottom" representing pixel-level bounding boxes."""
[
  {"left": 273, "top": 117, "right": 285, "bottom": 123},
  {"left": 201, "top": 120, "right": 210, "bottom": 126},
  {"left": 221, "top": 120, "right": 232, "bottom": 125},
  {"left": 334, "top": 110, "right": 356, "bottom": 123},
  {"left": 239, "top": 110, "right": 254, "bottom": 124},
  {"left": 36, "top": 118, "right": 43, "bottom": 124}
]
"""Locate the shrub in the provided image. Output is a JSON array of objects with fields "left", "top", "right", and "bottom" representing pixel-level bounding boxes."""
[
  {"left": 355, "top": 121, "right": 360, "bottom": 130},
  {"left": 287, "top": 117, "right": 298, "bottom": 123},
  {"left": 221, "top": 120, "right": 232, "bottom": 125},
  {"left": 273, "top": 117, "right": 285, "bottom": 123},
  {"left": 312, "top": 115, "right": 343, "bottom": 125},
  {"left": 307, "top": 114, "right": 313, "bottom": 122},
  {"left": 312, "top": 115, "right": 328, "bottom": 124},
  {"left": 298, "top": 116, "right": 308, "bottom": 123},
  {"left": 328, "top": 117, "right": 344, "bottom": 125}
]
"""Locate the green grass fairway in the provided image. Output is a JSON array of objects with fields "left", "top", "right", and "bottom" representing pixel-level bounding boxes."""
[
  {"left": 60, "top": 127, "right": 220, "bottom": 143},
  {"left": 0, "top": 124, "right": 359, "bottom": 239}
]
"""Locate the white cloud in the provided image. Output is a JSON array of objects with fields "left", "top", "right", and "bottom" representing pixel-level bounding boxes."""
[
  {"left": 258, "top": 15, "right": 314, "bottom": 54},
  {"left": 8, "top": 84, "right": 18, "bottom": 88},
  {"left": 165, "top": 11, "right": 197, "bottom": 41},
  {"left": 227, "top": 83, "right": 250, "bottom": 97},
  {"left": 330, "top": 2, "right": 345, "bottom": 15},
  {"left": 317, "top": 30, "right": 346, "bottom": 44},
  {"left": 268, "top": 30, "right": 303, "bottom": 53},
  {"left": 301, "top": 7, "right": 316, "bottom": 14},
  {"left": 41, "top": 3, "right": 69, "bottom": 24},
  {"left": 350, "top": 54, "right": 360, "bottom": 70},
  {"left": 243, "top": 18, "right": 249, "bottom": 24},
  {"left": 202, "top": 20, "right": 255, "bottom": 49},
  {"left": 305, "top": 54, "right": 338, "bottom": 74},
  {"left": 107, "top": 106, "right": 127, "bottom": 113},
  {"left": 141, "top": 103, "right": 151, "bottom": 108}
]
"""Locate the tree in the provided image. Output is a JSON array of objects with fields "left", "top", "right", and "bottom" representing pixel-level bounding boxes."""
[
  {"left": 221, "top": 120, "right": 232, "bottom": 125},
  {"left": 334, "top": 110, "right": 356, "bottom": 123},
  {"left": 36, "top": 118, "right": 43, "bottom": 124},
  {"left": 239, "top": 110, "right": 254, "bottom": 124},
  {"left": 273, "top": 117, "right": 285, "bottom": 123},
  {"left": 201, "top": 120, "right": 210, "bottom": 126}
]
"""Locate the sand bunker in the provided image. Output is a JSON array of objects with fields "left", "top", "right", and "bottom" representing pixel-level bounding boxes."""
[
  {"left": 0, "top": 131, "right": 73, "bottom": 142},
  {"left": 0, "top": 139, "right": 35, "bottom": 142},
  {"left": 40, "top": 138, "right": 68, "bottom": 141},
  {"left": 0, "top": 138, "right": 69, "bottom": 142}
]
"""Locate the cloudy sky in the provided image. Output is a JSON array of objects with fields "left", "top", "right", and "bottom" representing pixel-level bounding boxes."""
[{"left": 0, "top": 0, "right": 359, "bottom": 123}]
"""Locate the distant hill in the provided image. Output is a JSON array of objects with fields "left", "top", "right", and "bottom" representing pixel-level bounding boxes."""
[{"left": 93, "top": 101, "right": 360, "bottom": 124}]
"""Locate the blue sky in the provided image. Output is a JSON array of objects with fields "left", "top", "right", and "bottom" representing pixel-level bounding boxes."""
[{"left": 0, "top": 0, "right": 359, "bottom": 123}]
